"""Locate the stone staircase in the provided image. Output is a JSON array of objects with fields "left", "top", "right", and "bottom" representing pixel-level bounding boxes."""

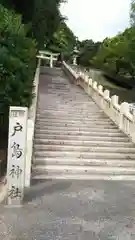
[{"left": 32, "top": 67, "right": 135, "bottom": 180}]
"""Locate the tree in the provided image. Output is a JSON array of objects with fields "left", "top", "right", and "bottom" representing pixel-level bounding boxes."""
[
  {"left": 91, "top": 27, "right": 135, "bottom": 80},
  {"left": 32, "top": 0, "right": 65, "bottom": 48},
  {"left": 47, "top": 21, "right": 76, "bottom": 60},
  {"left": 77, "top": 0, "right": 135, "bottom": 81},
  {"left": 77, "top": 40, "right": 101, "bottom": 67},
  {"left": 130, "top": 0, "right": 135, "bottom": 26},
  {"left": 0, "top": 0, "right": 65, "bottom": 48},
  {"left": 0, "top": 4, "right": 36, "bottom": 111}
]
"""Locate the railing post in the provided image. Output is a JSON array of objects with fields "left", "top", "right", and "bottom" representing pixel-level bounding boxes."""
[
  {"left": 97, "top": 85, "right": 103, "bottom": 108},
  {"left": 98, "top": 85, "right": 103, "bottom": 94},
  {"left": 131, "top": 115, "right": 135, "bottom": 142},
  {"left": 110, "top": 95, "right": 119, "bottom": 124},
  {"left": 103, "top": 90, "right": 110, "bottom": 115},
  {"left": 93, "top": 81, "right": 97, "bottom": 90},
  {"left": 84, "top": 75, "right": 89, "bottom": 93},
  {"left": 103, "top": 89, "right": 110, "bottom": 99},
  {"left": 50, "top": 54, "right": 53, "bottom": 68},
  {"left": 111, "top": 95, "right": 118, "bottom": 106},
  {"left": 38, "top": 58, "right": 41, "bottom": 68},
  {"left": 87, "top": 78, "right": 93, "bottom": 95},
  {"left": 92, "top": 81, "right": 98, "bottom": 101},
  {"left": 89, "top": 78, "right": 93, "bottom": 87},
  {"left": 119, "top": 102, "right": 129, "bottom": 130}
]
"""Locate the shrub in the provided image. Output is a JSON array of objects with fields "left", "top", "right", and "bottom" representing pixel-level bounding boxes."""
[{"left": 0, "top": 4, "right": 37, "bottom": 112}]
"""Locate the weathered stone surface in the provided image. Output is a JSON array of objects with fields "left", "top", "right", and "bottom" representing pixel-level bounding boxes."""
[
  {"left": 0, "top": 180, "right": 135, "bottom": 239},
  {"left": 33, "top": 67, "right": 135, "bottom": 180}
]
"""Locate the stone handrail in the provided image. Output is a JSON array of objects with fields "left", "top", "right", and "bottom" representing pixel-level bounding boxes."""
[
  {"left": 63, "top": 61, "right": 135, "bottom": 144},
  {"left": 25, "top": 59, "right": 41, "bottom": 187},
  {"left": 62, "top": 61, "right": 79, "bottom": 83}
]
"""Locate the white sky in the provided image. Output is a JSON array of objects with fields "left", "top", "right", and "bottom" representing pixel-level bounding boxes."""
[{"left": 60, "top": 0, "right": 131, "bottom": 42}]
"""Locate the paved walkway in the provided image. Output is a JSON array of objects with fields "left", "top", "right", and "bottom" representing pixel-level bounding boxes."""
[{"left": 1, "top": 180, "right": 135, "bottom": 239}]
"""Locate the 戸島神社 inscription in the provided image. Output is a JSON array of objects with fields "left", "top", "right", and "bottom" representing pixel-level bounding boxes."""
[{"left": 7, "top": 107, "right": 28, "bottom": 206}]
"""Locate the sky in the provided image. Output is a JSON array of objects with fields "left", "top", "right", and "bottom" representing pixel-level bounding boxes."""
[{"left": 60, "top": 0, "right": 131, "bottom": 42}]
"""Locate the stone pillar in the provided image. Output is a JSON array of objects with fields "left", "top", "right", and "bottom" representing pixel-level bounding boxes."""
[
  {"left": 50, "top": 54, "right": 53, "bottom": 68},
  {"left": 102, "top": 90, "right": 110, "bottom": 115},
  {"left": 131, "top": 115, "right": 135, "bottom": 143},
  {"left": 38, "top": 58, "right": 41, "bottom": 68},
  {"left": 119, "top": 102, "right": 129, "bottom": 130},
  {"left": 111, "top": 95, "right": 118, "bottom": 105},
  {"left": 73, "top": 56, "right": 77, "bottom": 65},
  {"left": 98, "top": 85, "right": 103, "bottom": 94},
  {"left": 6, "top": 107, "right": 28, "bottom": 206},
  {"left": 103, "top": 90, "right": 110, "bottom": 99},
  {"left": 93, "top": 81, "right": 98, "bottom": 90}
]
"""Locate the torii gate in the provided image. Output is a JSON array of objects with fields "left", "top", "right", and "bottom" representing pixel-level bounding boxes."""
[{"left": 37, "top": 50, "right": 60, "bottom": 68}]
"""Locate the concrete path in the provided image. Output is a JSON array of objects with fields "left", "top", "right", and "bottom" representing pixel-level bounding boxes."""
[{"left": 1, "top": 179, "right": 135, "bottom": 239}]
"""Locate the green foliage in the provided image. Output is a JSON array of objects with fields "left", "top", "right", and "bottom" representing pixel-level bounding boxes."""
[
  {"left": 1, "top": 0, "right": 66, "bottom": 49},
  {"left": 78, "top": 1, "right": 135, "bottom": 81},
  {"left": 78, "top": 40, "right": 101, "bottom": 67},
  {"left": 0, "top": 4, "right": 37, "bottom": 111},
  {"left": 48, "top": 21, "right": 76, "bottom": 59},
  {"left": 91, "top": 27, "right": 135, "bottom": 80},
  {"left": 0, "top": 0, "right": 71, "bottom": 113},
  {"left": 130, "top": 0, "right": 135, "bottom": 26}
]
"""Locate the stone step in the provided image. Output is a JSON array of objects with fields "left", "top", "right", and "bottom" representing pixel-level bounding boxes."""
[
  {"left": 34, "top": 139, "right": 133, "bottom": 147},
  {"left": 38, "top": 101, "right": 98, "bottom": 105},
  {"left": 36, "top": 110, "right": 106, "bottom": 115},
  {"left": 36, "top": 121, "right": 117, "bottom": 129},
  {"left": 34, "top": 130, "right": 124, "bottom": 137},
  {"left": 37, "top": 107, "right": 101, "bottom": 111},
  {"left": 38, "top": 98, "right": 96, "bottom": 101},
  {"left": 32, "top": 173, "right": 135, "bottom": 181},
  {"left": 38, "top": 102, "right": 97, "bottom": 105},
  {"left": 33, "top": 68, "right": 135, "bottom": 182},
  {"left": 34, "top": 144, "right": 135, "bottom": 153},
  {"left": 36, "top": 119, "right": 118, "bottom": 129},
  {"left": 34, "top": 151, "right": 135, "bottom": 159},
  {"left": 36, "top": 115, "right": 110, "bottom": 121},
  {"left": 39, "top": 101, "right": 95, "bottom": 104},
  {"left": 36, "top": 118, "right": 114, "bottom": 125},
  {"left": 32, "top": 165, "right": 135, "bottom": 175},
  {"left": 35, "top": 126, "right": 120, "bottom": 133},
  {"left": 38, "top": 101, "right": 97, "bottom": 105},
  {"left": 34, "top": 134, "right": 130, "bottom": 142},
  {"left": 37, "top": 107, "right": 105, "bottom": 111},
  {"left": 36, "top": 115, "right": 109, "bottom": 120},
  {"left": 42, "top": 91, "right": 88, "bottom": 94},
  {"left": 36, "top": 117, "right": 113, "bottom": 122},
  {"left": 37, "top": 106, "right": 103, "bottom": 110},
  {"left": 40, "top": 92, "right": 92, "bottom": 96},
  {"left": 34, "top": 157, "right": 135, "bottom": 168}
]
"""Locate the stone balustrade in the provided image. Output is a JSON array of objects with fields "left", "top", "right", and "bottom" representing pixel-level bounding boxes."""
[
  {"left": 63, "top": 61, "right": 135, "bottom": 144},
  {"left": 25, "top": 58, "right": 41, "bottom": 187}
]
